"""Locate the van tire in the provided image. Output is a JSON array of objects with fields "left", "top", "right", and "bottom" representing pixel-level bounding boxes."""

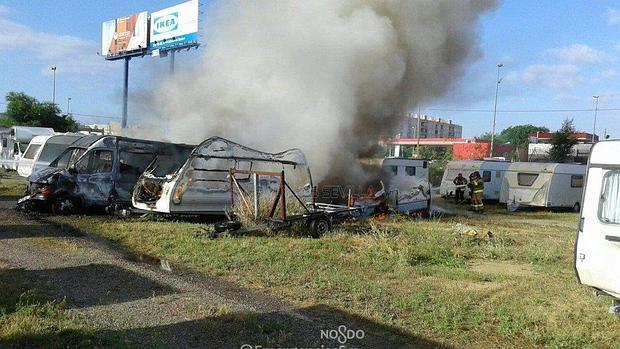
[
  {"left": 573, "top": 202, "right": 580, "bottom": 212},
  {"left": 51, "top": 195, "right": 81, "bottom": 215}
]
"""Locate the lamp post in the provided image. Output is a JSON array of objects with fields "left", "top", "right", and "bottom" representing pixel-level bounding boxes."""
[
  {"left": 592, "top": 95, "right": 599, "bottom": 143},
  {"left": 66, "top": 97, "right": 71, "bottom": 115},
  {"left": 490, "top": 63, "right": 503, "bottom": 157},
  {"left": 51, "top": 66, "right": 57, "bottom": 105}
]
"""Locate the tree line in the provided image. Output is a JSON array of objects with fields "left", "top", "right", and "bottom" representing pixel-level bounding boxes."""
[{"left": 0, "top": 92, "right": 79, "bottom": 132}]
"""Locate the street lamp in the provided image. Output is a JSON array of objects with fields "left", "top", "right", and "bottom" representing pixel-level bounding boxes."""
[
  {"left": 51, "top": 66, "right": 57, "bottom": 105},
  {"left": 592, "top": 95, "right": 599, "bottom": 143},
  {"left": 66, "top": 97, "right": 71, "bottom": 115},
  {"left": 490, "top": 63, "right": 503, "bottom": 157}
]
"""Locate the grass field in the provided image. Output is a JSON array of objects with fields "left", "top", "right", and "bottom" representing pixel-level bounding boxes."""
[{"left": 46, "top": 203, "right": 620, "bottom": 348}]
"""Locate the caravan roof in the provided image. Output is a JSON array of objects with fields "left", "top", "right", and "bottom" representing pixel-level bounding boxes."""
[
  {"left": 589, "top": 140, "right": 620, "bottom": 166},
  {"left": 10, "top": 126, "right": 55, "bottom": 141},
  {"left": 506, "top": 162, "right": 585, "bottom": 174},
  {"left": 446, "top": 160, "right": 510, "bottom": 171}
]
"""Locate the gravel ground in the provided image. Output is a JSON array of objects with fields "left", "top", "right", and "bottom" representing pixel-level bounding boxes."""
[{"left": 0, "top": 196, "right": 443, "bottom": 348}]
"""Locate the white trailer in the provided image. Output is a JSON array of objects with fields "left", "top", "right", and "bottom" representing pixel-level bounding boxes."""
[
  {"left": 17, "top": 134, "right": 83, "bottom": 177},
  {"left": 382, "top": 158, "right": 431, "bottom": 213},
  {"left": 499, "top": 162, "right": 585, "bottom": 211},
  {"left": 0, "top": 126, "right": 55, "bottom": 170},
  {"left": 575, "top": 140, "right": 620, "bottom": 310},
  {"left": 439, "top": 160, "right": 510, "bottom": 201}
]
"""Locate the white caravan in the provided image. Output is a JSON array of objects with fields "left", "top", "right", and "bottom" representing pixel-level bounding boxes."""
[
  {"left": 575, "top": 140, "right": 620, "bottom": 310},
  {"left": 499, "top": 162, "right": 585, "bottom": 211},
  {"left": 382, "top": 158, "right": 431, "bottom": 213},
  {"left": 440, "top": 160, "right": 510, "bottom": 201},
  {"left": 18, "top": 134, "right": 83, "bottom": 177},
  {"left": 0, "top": 126, "right": 55, "bottom": 170}
]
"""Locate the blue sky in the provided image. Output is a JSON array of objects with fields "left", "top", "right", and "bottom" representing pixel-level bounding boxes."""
[{"left": 0, "top": 1, "right": 619, "bottom": 138}]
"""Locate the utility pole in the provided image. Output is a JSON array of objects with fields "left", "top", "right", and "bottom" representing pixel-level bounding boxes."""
[
  {"left": 51, "top": 66, "right": 57, "bottom": 105},
  {"left": 170, "top": 50, "right": 175, "bottom": 75},
  {"left": 490, "top": 63, "right": 503, "bottom": 157},
  {"left": 66, "top": 97, "right": 71, "bottom": 115},
  {"left": 592, "top": 95, "right": 599, "bottom": 143},
  {"left": 416, "top": 105, "right": 421, "bottom": 158}
]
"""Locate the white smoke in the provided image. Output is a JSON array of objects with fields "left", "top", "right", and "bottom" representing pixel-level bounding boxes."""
[{"left": 145, "top": 0, "right": 497, "bottom": 180}]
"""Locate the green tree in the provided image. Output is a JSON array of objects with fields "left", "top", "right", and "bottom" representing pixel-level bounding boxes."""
[
  {"left": 1, "top": 92, "right": 78, "bottom": 132},
  {"left": 499, "top": 124, "right": 549, "bottom": 148},
  {"left": 478, "top": 124, "right": 548, "bottom": 147},
  {"left": 549, "top": 118, "right": 578, "bottom": 163}
]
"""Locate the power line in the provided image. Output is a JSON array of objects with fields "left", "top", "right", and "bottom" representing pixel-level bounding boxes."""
[{"left": 429, "top": 108, "right": 620, "bottom": 113}]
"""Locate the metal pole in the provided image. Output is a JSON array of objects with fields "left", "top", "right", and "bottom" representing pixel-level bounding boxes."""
[
  {"left": 416, "top": 106, "right": 421, "bottom": 157},
  {"left": 592, "top": 95, "right": 599, "bottom": 143},
  {"left": 170, "top": 50, "right": 175, "bottom": 75},
  {"left": 66, "top": 97, "right": 71, "bottom": 115},
  {"left": 253, "top": 173, "right": 260, "bottom": 219},
  {"left": 121, "top": 57, "right": 130, "bottom": 131},
  {"left": 490, "top": 63, "right": 503, "bottom": 157},
  {"left": 51, "top": 66, "right": 57, "bottom": 105}
]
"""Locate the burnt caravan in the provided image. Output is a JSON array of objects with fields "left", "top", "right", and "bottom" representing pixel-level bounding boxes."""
[
  {"left": 133, "top": 137, "right": 312, "bottom": 216},
  {"left": 19, "top": 136, "right": 193, "bottom": 214}
]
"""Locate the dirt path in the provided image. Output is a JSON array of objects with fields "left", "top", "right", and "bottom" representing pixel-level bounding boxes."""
[{"left": 0, "top": 196, "right": 445, "bottom": 349}]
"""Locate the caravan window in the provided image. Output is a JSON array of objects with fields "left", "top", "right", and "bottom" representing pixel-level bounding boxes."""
[
  {"left": 23, "top": 144, "right": 41, "bottom": 159},
  {"left": 571, "top": 175, "right": 584, "bottom": 188},
  {"left": 387, "top": 166, "right": 398, "bottom": 176},
  {"left": 600, "top": 171, "right": 620, "bottom": 224},
  {"left": 482, "top": 171, "right": 491, "bottom": 182},
  {"left": 405, "top": 166, "right": 416, "bottom": 176},
  {"left": 517, "top": 173, "right": 538, "bottom": 186}
]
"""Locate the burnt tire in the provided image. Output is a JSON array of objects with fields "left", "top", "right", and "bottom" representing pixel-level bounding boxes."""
[
  {"left": 51, "top": 195, "right": 81, "bottom": 215},
  {"left": 308, "top": 216, "right": 331, "bottom": 238},
  {"left": 214, "top": 220, "right": 242, "bottom": 233}
]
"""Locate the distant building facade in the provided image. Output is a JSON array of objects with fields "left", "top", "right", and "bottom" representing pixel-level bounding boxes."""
[{"left": 396, "top": 113, "right": 462, "bottom": 139}]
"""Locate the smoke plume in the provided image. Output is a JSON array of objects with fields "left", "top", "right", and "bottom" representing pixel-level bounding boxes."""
[{"left": 146, "top": 0, "right": 497, "bottom": 181}]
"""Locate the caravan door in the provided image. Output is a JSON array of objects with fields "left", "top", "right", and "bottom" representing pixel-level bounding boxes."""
[{"left": 576, "top": 166, "right": 620, "bottom": 299}]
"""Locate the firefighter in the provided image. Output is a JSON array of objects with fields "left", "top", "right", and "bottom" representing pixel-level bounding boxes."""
[
  {"left": 453, "top": 173, "right": 467, "bottom": 204},
  {"left": 468, "top": 171, "right": 484, "bottom": 212}
]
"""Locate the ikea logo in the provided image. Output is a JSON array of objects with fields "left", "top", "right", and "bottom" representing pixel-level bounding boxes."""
[{"left": 153, "top": 13, "right": 178, "bottom": 34}]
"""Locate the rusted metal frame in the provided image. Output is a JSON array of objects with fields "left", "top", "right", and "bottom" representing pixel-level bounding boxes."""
[
  {"left": 230, "top": 173, "right": 253, "bottom": 215},
  {"left": 195, "top": 154, "right": 300, "bottom": 166},
  {"left": 283, "top": 180, "right": 310, "bottom": 214},
  {"left": 280, "top": 170, "right": 286, "bottom": 220},
  {"left": 229, "top": 169, "right": 281, "bottom": 177}
]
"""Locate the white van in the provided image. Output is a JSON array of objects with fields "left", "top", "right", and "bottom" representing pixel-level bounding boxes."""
[
  {"left": 382, "top": 158, "right": 431, "bottom": 213},
  {"left": 440, "top": 160, "right": 510, "bottom": 201},
  {"left": 18, "top": 134, "right": 83, "bottom": 177},
  {"left": 575, "top": 140, "right": 620, "bottom": 310},
  {"left": 500, "top": 162, "right": 585, "bottom": 211},
  {"left": 0, "top": 126, "right": 55, "bottom": 170}
]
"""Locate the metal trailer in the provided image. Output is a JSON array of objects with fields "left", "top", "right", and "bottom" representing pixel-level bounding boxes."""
[{"left": 221, "top": 168, "right": 362, "bottom": 237}]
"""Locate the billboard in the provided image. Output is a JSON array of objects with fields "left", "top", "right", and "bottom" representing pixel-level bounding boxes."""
[
  {"left": 150, "top": 0, "right": 199, "bottom": 51},
  {"left": 101, "top": 11, "right": 148, "bottom": 58}
]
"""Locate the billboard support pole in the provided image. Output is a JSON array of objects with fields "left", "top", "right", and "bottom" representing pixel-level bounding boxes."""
[
  {"left": 121, "top": 57, "right": 130, "bottom": 131},
  {"left": 170, "top": 50, "right": 175, "bottom": 75}
]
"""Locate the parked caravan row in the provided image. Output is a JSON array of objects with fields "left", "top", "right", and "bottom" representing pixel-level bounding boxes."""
[
  {"left": 440, "top": 160, "right": 586, "bottom": 210},
  {"left": 0, "top": 126, "right": 55, "bottom": 170},
  {"left": 19, "top": 137, "right": 432, "bottom": 217}
]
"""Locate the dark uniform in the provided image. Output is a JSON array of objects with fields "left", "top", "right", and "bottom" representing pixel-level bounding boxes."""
[
  {"left": 453, "top": 173, "right": 467, "bottom": 204},
  {"left": 468, "top": 172, "right": 484, "bottom": 212}
]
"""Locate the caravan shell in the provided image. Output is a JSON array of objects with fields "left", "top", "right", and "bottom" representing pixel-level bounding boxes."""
[
  {"left": 440, "top": 160, "right": 510, "bottom": 201},
  {"left": 17, "top": 134, "right": 83, "bottom": 177},
  {"left": 499, "top": 162, "right": 585, "bottom": 210},
  {"left": 382, "top": 158, "right": 431, "bottom": 213},
  {"left": 575, "top": 140, "right": 620, "bottom": 302}
]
